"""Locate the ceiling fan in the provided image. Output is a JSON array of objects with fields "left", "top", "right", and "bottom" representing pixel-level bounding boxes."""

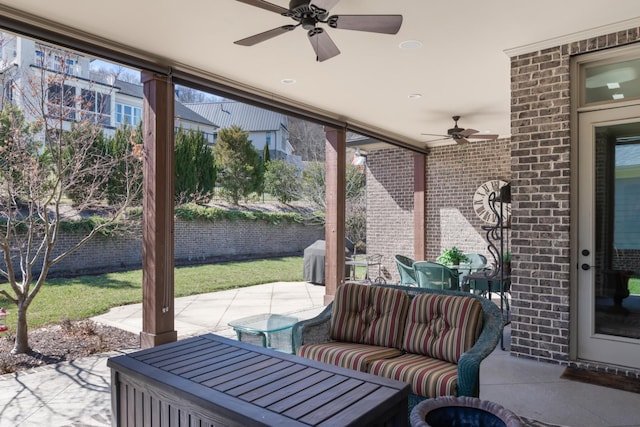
[
  {"left": 233, "top": 0, "right": 403, "bottom": 62},
  {"left": 422, "top": 116, "right": 499, "bottom": 145}
]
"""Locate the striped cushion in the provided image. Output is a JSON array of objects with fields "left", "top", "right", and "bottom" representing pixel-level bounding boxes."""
[
  {"left": 369, "top": 353, "right": 458, "bottom": 397},
  {"left": 403, "top": 294, "right": 483, "bottom": 364},
  {"left": 329, "top": 283, "right": 409, "bottom": 348},
  {"left": 297, "top": 342, "right": 403, "bottom": 372}
]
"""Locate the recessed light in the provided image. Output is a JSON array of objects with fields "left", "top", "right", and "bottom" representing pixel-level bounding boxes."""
[
  {"left": 612, "top": 93, "right": 625, "bottom": 100},
  {"left": 407, "top": 94, "right": 422, "bottom": 100},
  {"left": 399, "top": 40, "right": 422, "bottom": 50},
  {"left": 281, "top": 78, "right": 296, "bottom": 85},
  {"left": 607, "top": 82, "right": 621, "bottom": 89}
]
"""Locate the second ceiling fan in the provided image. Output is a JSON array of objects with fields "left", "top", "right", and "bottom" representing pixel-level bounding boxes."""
[
  {"left": 234, "top": 0, "right": 403, "bottom": 62},
  {"left": 422, "top": 116, "right": 499, "bottom": 145}
]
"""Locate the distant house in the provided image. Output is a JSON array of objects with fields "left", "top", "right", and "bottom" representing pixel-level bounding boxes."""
[
  {"left": 185, "top": 101, "right": 301, "bottom": 166},
  {"left": 115, "top": 80, "right": 217, "bottom": 141},
  {"left": 0, "top": 33, "right": 217, "bottom": 139}
]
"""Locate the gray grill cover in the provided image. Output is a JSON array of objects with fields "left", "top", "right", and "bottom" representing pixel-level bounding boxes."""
[{"left": 303, "top": 240, "right": 350, "bottom": 285}]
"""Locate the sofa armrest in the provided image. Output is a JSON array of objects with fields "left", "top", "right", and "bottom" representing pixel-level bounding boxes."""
[
  {"left": 292, "top": 303, "right": 333, "bottom": 354},
  {"left": 457, "top": 297, "right": 504, "bottom": 397}
]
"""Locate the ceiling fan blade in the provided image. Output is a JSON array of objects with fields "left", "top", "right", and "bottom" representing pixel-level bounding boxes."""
[
  {"left": 328, "top": 15, "right": 403, "bottom": 34},
  {"left": 310, "top": 0, "right": 341, "bottom": 14},
  {"left": 235, "top": 25, "right": 296, "bottom": 46},
  {"left": 459, "top": 128, "right": 479, "bottom": 137},
  {"left": 308, "top": 28, "right": 340, "bottom": 62},
  {"left": 467, "top": 133, "right": 499, "bottom": 140},
  {"left": 234, "top": 0, "right": 289, "bottom": 15},
  {"left": 454, "top": 137, "right": 471, "bottom": 144}
]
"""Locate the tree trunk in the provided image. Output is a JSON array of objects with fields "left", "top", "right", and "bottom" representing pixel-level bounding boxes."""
[{"left": 12, "top": 300, "right": 31, "bottom": 354}]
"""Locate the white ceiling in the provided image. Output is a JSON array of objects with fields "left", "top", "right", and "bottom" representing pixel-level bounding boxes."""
[{"left": 1, "top": 0, "right": 640, "bottom": 152}]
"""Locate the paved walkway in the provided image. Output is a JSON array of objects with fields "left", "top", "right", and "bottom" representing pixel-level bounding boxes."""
[{"left": 0, "top": 281, "right": 326, "bottom": 427}]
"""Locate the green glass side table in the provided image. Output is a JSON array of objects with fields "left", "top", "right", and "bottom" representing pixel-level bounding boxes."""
[{"left": 228, "top": 313, "right": 298, "bottom": 353}]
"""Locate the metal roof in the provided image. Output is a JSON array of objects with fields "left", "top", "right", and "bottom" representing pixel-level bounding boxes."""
[
  {"left": 185, "top": 101, "right": 287, "bottom": 132},
  {"left": 617, "top": 144, "right": 640, "bottom": 167}
]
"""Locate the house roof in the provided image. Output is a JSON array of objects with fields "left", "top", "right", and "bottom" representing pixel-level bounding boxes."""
[
  {"left": 185, "top": 102, "right": 287, "bottom": 133},
  {"left": 617, "top": 144, "right": 640, "bottom": 167}
]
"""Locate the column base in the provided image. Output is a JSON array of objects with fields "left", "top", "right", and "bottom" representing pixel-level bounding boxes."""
[{"left": 140, "top": 330, "right": 178, "bottom": 349}]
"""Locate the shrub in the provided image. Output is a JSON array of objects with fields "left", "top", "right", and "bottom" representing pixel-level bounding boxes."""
[{"left": 264, "top": 159, "right": 301, "bottom": 204}]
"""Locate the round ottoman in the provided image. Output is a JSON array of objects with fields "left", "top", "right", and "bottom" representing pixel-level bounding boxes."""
[{"left": 410, "top": 396, "right": 523, "bottom": 427}]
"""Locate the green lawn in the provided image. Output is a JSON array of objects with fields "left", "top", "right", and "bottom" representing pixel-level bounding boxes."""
[
  {"left": 629, "top": 278, "right": 640, "bottom": 295},
  {"left": 0, "top": 257, "right": 303, "bottom": 331}
]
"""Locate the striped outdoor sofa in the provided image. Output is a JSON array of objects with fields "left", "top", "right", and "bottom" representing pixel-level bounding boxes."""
[{"left": 292, "top": 283, "right": 504, "bottom": 408}]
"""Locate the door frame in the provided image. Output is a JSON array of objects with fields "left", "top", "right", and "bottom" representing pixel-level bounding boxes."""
[
  {"left": 569, "top": 45, "right": 640, "bottom": 364},
  {"left": 574, "top": 106, "right": 640, "bottom": 368}
]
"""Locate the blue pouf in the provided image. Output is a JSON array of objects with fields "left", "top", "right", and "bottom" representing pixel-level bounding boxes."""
[{"left": 410, "top": 396, "right": 523, "bottom": 427}]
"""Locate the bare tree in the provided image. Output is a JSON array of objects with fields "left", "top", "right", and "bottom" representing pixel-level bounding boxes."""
[
  {"left": 287, "top": 117, "right": 326, "bottom": 161},
  {"left": 0, "top": 56, "right": 142, "bottom": 354}
]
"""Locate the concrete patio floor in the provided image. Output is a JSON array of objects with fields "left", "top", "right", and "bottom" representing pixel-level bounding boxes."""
[{"left": 0, "top": 281, "right": 639, "bottom": 426}]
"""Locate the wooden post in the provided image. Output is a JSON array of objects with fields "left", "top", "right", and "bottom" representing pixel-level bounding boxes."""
[
  {"left": 324, "top": 127, "right": 346, "bottom": 304},
  {"left": 413, "top": 153, "right": 426, "bottom": 261},
  {"left": 140, "top": 71, "right": 177, "bottom": 348}
]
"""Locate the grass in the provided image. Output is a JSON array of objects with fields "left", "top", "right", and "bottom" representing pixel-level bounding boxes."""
[
  {"left": 0, "top": 257, "right": 304, "bottom": 331},
  {"left": 629, "top": 278, "right": 640, "bottom": 295}
]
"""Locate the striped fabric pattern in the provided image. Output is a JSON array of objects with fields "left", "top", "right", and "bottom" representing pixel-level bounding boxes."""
[
  {"left": 402, "top": 294, "right": 483, "bottom": 364},
  {"left": 369, "top": 353, "right": 459, "bottom": 397},
  {"left": 297, "top": 342, "right": 404, "bottom": 372},
  {"left": 329, "top": 283, "right": 409, "bottom": 348}
]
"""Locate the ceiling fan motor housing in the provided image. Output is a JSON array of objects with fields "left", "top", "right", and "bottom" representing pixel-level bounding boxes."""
[
  {"left": 447, "top": 115, "right": 464, "bottom": 135},
  {"left": 286, "top": 0, "right": 329, "bottom": 24}
]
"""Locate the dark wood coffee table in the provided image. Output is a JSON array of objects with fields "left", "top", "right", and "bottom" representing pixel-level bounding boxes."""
[{"left": 108, "top": 333, "right": 410, "bottom": 426}]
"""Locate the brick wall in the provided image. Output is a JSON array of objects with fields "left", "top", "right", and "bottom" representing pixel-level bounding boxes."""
[
  {"left": 425, "top": 140, "right": 511, "bottom": 262},
  {"left": 510, "top": 28, "right": 640, "bottom": 371},
  {"left": 2, "top": 219, "right": 324, "bottom": 277},
  {"left": 366, "top": 149, "right": 415, "bottom": 282},
  {"left": 366, "top": 139, "right": 510, "bottom": 284}
]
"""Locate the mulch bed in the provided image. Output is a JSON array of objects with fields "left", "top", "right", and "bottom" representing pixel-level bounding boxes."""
[{"left": 0, "top": 319, "right": 139, "bottom": 375}]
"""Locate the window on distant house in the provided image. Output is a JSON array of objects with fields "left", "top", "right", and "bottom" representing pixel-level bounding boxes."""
[
  {"left": 47, "top": 83, "right": 76, "bottom": 120},
  {"left": 34, "top": 49, "right": 44, "bottom": 66},
  {"left": 116, "top": 103, "right": 141, "bottom": 126},
  {"left": 81, "top": 89, "right": 111, "bottom": 125},
  {"left": 35, "top": 46, "right": 78, "bottom": 76}
]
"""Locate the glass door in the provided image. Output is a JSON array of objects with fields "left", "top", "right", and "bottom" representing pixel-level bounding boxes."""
[{"left": 577, "top": 105, "right": 640, "bottom": 369}]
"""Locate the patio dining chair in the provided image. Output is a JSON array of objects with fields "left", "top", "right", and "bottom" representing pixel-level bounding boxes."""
[
  {"left": 413, "top": 261, "right": 459, "bottom": 291},
  {"left": 457, "top": 253, "right": 490, "bottom": 279},
  {"left": 394, "top": 254, "right": 417, "bottom": 286},
  {"left": 464, "top": 253, "right": 488, "bottom": 272}
]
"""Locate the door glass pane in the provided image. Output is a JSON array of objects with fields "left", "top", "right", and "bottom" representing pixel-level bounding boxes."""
[
  {"left": 585, "top": 58, "right": 640, "bottom": 104},
  {"left": 594, "top": 121, "right": 640, "bottom": 339}
]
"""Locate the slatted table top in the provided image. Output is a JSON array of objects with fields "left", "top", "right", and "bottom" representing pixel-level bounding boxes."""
[{"left": 108, "top": 333, "right": 410, "bottom": 426}]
